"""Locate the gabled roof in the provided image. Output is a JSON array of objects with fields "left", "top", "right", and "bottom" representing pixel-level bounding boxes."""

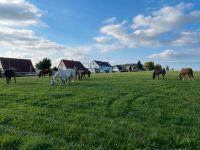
[
  {"left": 61, "top": 59, "right": 86, "bottom": 71},
  {"left": 94, "top": 60, "right": 111, "bottom": 67},
  {"left": 0, "top": 57, "right": 35, "bottom": 72}
]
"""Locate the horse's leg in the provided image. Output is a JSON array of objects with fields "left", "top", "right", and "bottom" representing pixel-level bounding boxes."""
[
  {"left": 60, "top": 77, "right": 63, "bottom": 85},
  {"left": 189, "top": 74, "right": 192, "bottom": 80},
  {"left": 14, "top": 76, "right": 16, "bottom": 83},
  {"left": 157, "top": 75, "right": 159, "bottom": 80},
  {"left": 65, "top": 77, "right": 69, "bottom": 84},
  {"left": 71, "top": 76, "right": 75, "bottom": 84}
]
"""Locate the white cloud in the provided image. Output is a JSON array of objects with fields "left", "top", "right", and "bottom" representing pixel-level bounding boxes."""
[
  {"left": 0, "top": 27, "right": 92, "bottom": 66},
  {"left": 132, "top": 2, "right": 199, "bottom": 37},
  {"left": 105, "top": 17, "right": 117, "bottom": 23},
  {"left": 149, "top": 49, "right": 200, "bottom": 59},
  {"left": 149, "top": 49, "right": 177, "bottom": 59},
  {"left": 171, "top": 31, "right": 200, "bottom": 46},
  {"left": 93, "top": 36, "right": 112, "bottom": 43},
  {"left": 0, "top": 0, "right": 42, "bottom": 26},
  {"left": 94, "top": 2, "right": 200, "bottom": 52},
  {"left": 94, "top": 43, "right": 124, "bottom": 53},
  {"left": 0, "top": 0, "right": 92, "bottom": 67},
  {"left": 100, "top": 21, "right": 129, "bottom": 42}
]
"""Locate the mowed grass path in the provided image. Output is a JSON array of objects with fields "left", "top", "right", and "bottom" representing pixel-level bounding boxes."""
[{"left": 0, "top": 71, "right": 200, "bottom": 149}]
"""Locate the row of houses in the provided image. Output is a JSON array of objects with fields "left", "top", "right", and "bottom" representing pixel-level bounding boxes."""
[{"left": 0, "top": 57, "right": 141, "bottom": 75}]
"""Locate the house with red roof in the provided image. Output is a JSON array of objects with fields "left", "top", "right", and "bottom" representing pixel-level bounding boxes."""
[
  {"left": 0, "top": 57, "right": 35, "bottom": 75},
  {"left": 58, "top": 59, "right": 87, "bottom": 71}
]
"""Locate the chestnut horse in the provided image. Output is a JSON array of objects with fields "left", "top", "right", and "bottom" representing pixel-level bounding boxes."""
[
  {"left": 180, "top": 68, "right": 194, "bottom": 80},
  {"left": 153, "top": 69, "right": 166, "bottom": 80}
]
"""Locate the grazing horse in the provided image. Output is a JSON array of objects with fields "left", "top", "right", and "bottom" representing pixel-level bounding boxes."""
[
  {"left": 76, "top": 70, "right": 91, "bottom": 80},
  {"left": 180, "top": 68, "right": 194, "bottom": 80},
  {"left": 153, "top": 69, "right": 166, "bottom": 80},
  {"left": 39, "top": 69, "right": 52, "bottom": 78},
  {"left": 81, "top": 70, "right": 91, "bottom": 79},
  {"left": 4, "top": 69, "right": 16, "bottom": 83},
  {"left": 51, "top": 69, "right": 76, "bottom": 85}
]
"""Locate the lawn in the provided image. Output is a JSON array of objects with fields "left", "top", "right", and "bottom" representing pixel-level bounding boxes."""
[{"left": 0, "top": 71, "right": 200, "bottom": 149}]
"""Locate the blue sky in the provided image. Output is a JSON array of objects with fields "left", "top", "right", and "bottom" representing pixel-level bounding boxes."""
[{"left": 0, "top": 0, "right": 200, "bottom": 70}]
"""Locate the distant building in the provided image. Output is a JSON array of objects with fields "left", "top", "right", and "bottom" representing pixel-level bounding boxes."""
[
  {"left": 58, "top": 59, "right": 87, "bottom": 71},
  {"left": 125, "top": 63, "right": 139, "bottom": 72},
  {"left": 0, "top": 57, "right": 35, "bottom": 75},
  {"left": 113, "top": 63, "right": 139, "bottom": 72},
  {"left": 112, "top": 65, "right": 127, "bottom": 72},
  {"left": 89, "top": 60, "right": 112, "bottom": 73}
]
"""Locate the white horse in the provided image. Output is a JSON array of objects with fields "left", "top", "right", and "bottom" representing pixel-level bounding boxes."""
[{"left": 51, "top": 69, "right": 76, "bottom": 85}]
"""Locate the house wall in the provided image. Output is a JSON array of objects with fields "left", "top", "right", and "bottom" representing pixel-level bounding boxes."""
[
  {"left": 58, "top": 61, "right": 67, "bottom": 70},
  {"left": 113, "top": 67, "right": 120, "bottom": 72},
  {"left": 88, "top": 61, "right": 99, "bottom": 73},
  {"left": 99, "top": 66, "right": 112, "bottom": 73},
  {"left": 89, "top": 61, "right": 112, "bottom": 73},
  {"left": 0, "top": 60, "right": 3, "bottom": 72}
]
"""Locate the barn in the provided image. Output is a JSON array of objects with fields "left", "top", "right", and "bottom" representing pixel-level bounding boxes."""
[
  {"left": 58, "top": 59, "right": 87, "bottom": 71},
  {"left": 0, "top": 57, "right": 35, "bottom": 75}
]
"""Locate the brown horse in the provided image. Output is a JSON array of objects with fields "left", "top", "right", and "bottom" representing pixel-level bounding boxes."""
[
  {"left": 180, "top": 68, "right": 194, "bottom": 80},
  {"left": 153, "top": 69, "right": 166, "bottom": 80},
  {"left": 39, "top": 69, "right": 52, "bottom": 78}
]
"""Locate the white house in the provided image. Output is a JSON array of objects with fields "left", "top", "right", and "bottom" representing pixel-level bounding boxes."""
[{"left": 89, "top": 60, "right": 112, "bottom": 73}]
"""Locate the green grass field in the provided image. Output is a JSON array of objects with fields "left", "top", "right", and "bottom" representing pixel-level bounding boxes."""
[{"left": 0, "top": 71, "right": 200, "bottom": 149}]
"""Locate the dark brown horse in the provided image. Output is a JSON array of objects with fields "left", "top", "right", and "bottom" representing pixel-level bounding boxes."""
[
  {"left": 75, "top": 69, "right": 91, "bottom": 80},
  {"left": 180, "top": 68, "right": 194, "bottom": 80},
  {"left": 39, "top": 69, "right": 52, "bottom": 78},
  {"left": 81, "top": 70, "right": 91, "bottom": 79},
  {"left": 4, "top": 69, "right": 16, "bottom": 83},
  {"left": 153, "top": 69, "right": 166, "bottom": 80}
]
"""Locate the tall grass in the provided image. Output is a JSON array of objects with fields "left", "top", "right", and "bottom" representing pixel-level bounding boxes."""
[{"left": 0, "top": 71, "right": 200, "bottom": 149}]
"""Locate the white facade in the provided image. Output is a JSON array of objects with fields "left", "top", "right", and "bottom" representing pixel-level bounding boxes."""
[
  {"left": 89, "top": 60, "right": 112, "bottom": 73},
  {"left": 112, "top": 66, "right": 120, "bottom": 72},
  {"left": 58, "top": 61, "right": 67, "bottom": 70}
]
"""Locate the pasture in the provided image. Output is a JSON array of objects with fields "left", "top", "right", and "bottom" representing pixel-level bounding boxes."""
[{"left": 0, "top": 71, "right": 200, "bottom": 149}]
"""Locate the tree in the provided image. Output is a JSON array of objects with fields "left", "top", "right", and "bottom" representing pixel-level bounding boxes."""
[
  {"left": 144, "top": 61, "right": 155, "bottom": 70},
  {"left": 137, "top": 60, "right": 143, "bottom": 70},
  {"left": 36, "top": 58, "right": 52, "bottom": 70},
  {"left": 52, "top": 66, "right": 58, "bottom": 71},
  {"left": 166, "top": 66, "right": 169, "bottom": 71},
  {"left": 155, "top": 64, "right": 162, "bottom": 70}
]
